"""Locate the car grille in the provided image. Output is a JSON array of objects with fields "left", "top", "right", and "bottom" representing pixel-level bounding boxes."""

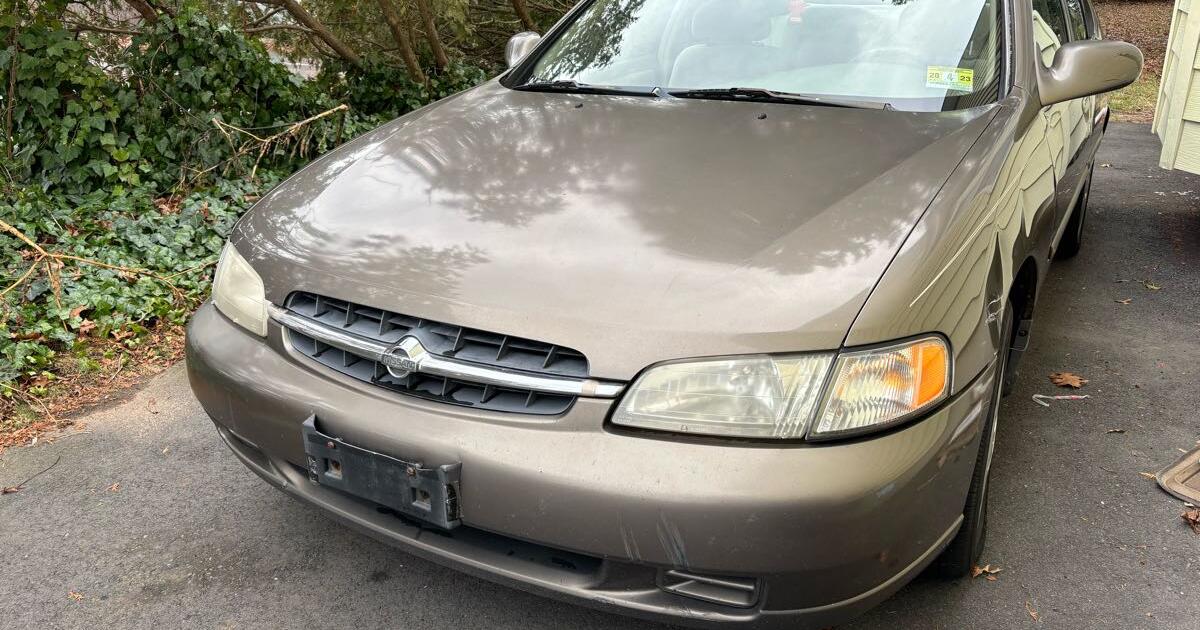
[{"left": 282, "top": 292, "right": 589, "bottom": 415}]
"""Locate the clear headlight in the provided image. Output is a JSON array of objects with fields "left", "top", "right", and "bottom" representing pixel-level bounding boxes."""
[
  {"left": 611, "top": 354, "right": 835, "bottom": 439},
  {"left": 811, "top": 336, "right": 949, "bottom": 440},
  {"left": 211, "top": 242, "right": 268, "bottom": 337}
]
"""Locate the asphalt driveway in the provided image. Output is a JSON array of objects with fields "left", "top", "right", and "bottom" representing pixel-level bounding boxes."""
[{"left": 2, "top": 124, "right": 1198, "bottom": 629}]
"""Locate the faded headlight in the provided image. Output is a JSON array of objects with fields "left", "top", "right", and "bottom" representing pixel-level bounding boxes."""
[
  {"left": 612, "top": 354, "right": 835, "bottom": 439},
  {"left": 212, "top": 242, "right": 267, "bottom": 337},
  {"left": 811, "top": 336, "right": 950, "bottom": 440},
  {"left": 612, "top": 336, "right": 951, "bottom": 441}
]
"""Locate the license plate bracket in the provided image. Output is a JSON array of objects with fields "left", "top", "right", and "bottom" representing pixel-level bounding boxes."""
[{"left": 302, "top": 416, "right": 461, "bottom": 529}]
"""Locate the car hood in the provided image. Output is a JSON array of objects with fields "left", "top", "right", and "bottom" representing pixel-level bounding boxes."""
[{"left": 236, "top": 80, "right": 997, "bottom": 379}]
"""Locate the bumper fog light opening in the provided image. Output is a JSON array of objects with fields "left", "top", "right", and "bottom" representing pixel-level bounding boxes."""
[{"left": 658, "top": 569, "right": 760, "bottom": 608}]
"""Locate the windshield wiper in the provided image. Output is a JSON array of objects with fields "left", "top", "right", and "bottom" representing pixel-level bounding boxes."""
[
  {"left": 514, "top": 79, "right": 660, "bottom": 97},
  {"left": 669, "top": 87, "right": 892, "bottom": 110}
]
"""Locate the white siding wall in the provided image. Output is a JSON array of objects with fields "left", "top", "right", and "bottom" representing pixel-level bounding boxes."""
[{"left": 1154, "top": 0, "right": 1200, "bottom": 174}]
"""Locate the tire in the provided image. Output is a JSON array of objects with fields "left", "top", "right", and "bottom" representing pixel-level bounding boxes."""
[
  {"left": 929, "top": 302, "right": 1014, "bottom": 578},
  {"left": 1055, "top": 169, "right": 1092, "bottom": 260}
]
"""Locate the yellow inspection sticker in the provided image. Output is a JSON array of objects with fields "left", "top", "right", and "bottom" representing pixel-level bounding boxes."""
[{"left": 926, "top": 66, "right": 975, "bottom": 92}]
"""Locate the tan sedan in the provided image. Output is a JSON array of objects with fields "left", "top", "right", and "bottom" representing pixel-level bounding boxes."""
[{"left": 186, "top": 0, "right": 1141, "bottom": 626}]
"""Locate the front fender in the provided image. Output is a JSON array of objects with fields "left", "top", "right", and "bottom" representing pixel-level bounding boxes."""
[{"left": 844, "top": 92, "right": 1055, "bottom": 393}]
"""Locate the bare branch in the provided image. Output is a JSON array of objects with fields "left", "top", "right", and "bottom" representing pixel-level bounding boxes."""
[
  {"left": 201, "top": 104, "right": 349, "bottom": 181},
  {"left": 125, "top": 0, "right": 159, "bottom": 23},
  {"left": 413, "top": 0, "right": 448, "bottom": 69},
  {"left": 247, "top": 6, "right": 284, "bottom": 28},
  {"left": 376, "top": 0, "right": 426, "bottom": 83},
  {"left": 0, "top": 219, "right": 193, "bottom": 303},
  {"left": 276, "top": 0, "right": 363, "bottom": 67},
  {"left": 243, "top": 24, "right": 314, "bottom": 34},
  {"left": 67, "top": 24, "right": 144, "bottom": 36},
  {"left": 4, "top": 23, "right": 16, "bottom": 161},
  {"left": 511, "top": 0, "right": 536, "bottom": 31}
]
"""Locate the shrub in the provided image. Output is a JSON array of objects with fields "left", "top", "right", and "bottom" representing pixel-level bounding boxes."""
[{"left": 0, "top": 9, "right": 489, "bottom": 396}]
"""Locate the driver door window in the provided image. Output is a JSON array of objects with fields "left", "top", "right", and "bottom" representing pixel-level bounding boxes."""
[
  {"left": 1031, "top": 0, "right": 1070, "bottom": 65},
  {"left": 1065, "top": 0, "right": 1089, "bottom": 42}
]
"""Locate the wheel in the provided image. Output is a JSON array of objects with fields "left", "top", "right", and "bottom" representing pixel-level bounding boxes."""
[
  {"left": 929, "top": 302, "right": 1014, "bottom": 577},
  {"left": 1055, "top": 168, "right": 1093, "bottom": 260}
]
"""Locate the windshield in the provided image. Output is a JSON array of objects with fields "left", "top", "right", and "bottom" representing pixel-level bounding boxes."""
[{"left": 521, "top": 0, "right": 1004, "bottom": 112}]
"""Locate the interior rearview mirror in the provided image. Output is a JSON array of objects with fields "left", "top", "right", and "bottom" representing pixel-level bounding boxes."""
[
  {"left": 505, "top": 32, "right": 542, "bottom": 69},
  {"left": 1037, "top": 40, "right": 1143, "bottom": 107}
]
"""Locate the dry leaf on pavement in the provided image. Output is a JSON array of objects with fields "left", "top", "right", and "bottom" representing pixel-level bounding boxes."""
[
  {"left": 1115, "top": 298, "right": 1132, "bottom": 305},
  {"left": 1106, "top": 429, "right": 1126, "bottom": 434},
  {"left": 971, "top": 564, "right": 1002, "bottom": 579},
  {"left": 67, "top": 591, "right": 83, "bottom": 601},
  {"left": 1049, "top": 372, "right": 1088, "bottom": 388},
  {"left": 1183, "top": 509, "right": 1200, "bottom": 534},
  {"left": 1026, "top": 601, "right": 1040, "bottom": 622},
  {"left": 1142, "top": 280, "right": 1163, "bottom": 290}
]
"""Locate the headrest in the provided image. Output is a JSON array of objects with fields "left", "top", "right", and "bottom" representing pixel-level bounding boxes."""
[{"left": 690, "top": 0, "right": 775, "bottom": 43}]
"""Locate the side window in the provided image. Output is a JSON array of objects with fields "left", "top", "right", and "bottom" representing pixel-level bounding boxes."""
[
  {"left": 1081, "top": 0, "right": 1103, "bottom": 39},
  {"left": 1065, "top": 0, "right": 1089, "bottom": 42},
  {"left": 1031, "top": 0, "right": 1070, "bottom": 66}
]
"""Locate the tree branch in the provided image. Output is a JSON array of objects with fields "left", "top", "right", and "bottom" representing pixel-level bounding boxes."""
[
  {"left": 203, "top": 103, "right": 349, "bottom": 181},
  {"left": 413, "top": 0, "right": 448, "bottom": 69},
  {"left": 243, "top": 24, "right": 313, "bottom": 34},
  {"left": 276, "top": 0, "right": 362, "bottom": 67},
  {"left": 0, "top": 219, "right": 191, "bottom": 303},
  {"left": 125, "top": 0, "right": 159, "bottom": 23},
  {"left": 4, "top": 22, "right": 17, "bottom": 162},
  {"left": 511, "top": 0, "right": 536, "bottom": 31},
  {"left": 247, "top": 6, "right": 284, "bottom": 28},
  {"left": 67, "top": 23, "right": 144, "bottom": 36},
  {"left": 376, "top": 0, "right": 426, "bottom": 84}
]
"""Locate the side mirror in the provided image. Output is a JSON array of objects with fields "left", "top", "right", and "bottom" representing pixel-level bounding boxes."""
[
  {"left": 1037, "top": 40, "right": 1143, "bottom": 106},
  {"left": 505, "top": 31, "right": 542, "bottom": 69}
]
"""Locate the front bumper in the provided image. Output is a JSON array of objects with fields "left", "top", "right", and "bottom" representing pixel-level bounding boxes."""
[{"left": 186, "top": 302, "right": 995, "bottom": 628}]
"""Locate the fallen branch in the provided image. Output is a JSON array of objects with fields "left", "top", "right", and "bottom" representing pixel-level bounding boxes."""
[
  {"left": 1, "top": 455, "right": 62, "bottom": 494},
  {"left": 0, "top": 218, "right": 195, "bottom": 304},
  {"left": 1, "top": 258, "right": 40, "bottom": 298},
  {"left": 0, "top": 217, "right": 45, "bottom": 255},
  {"left": 208, "top": 103, "right": 348, "bottom": 179},
  {"left": 0, "top": 381, "right": 56, "bottom": 422},
  {"left": 163, "top": 257, "right": 219, "bottom": 280}
]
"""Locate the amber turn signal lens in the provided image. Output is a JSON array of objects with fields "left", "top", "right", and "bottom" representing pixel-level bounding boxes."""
[
  {"left": 914, "top": 340, "right": 949, "bottom": 408},
  {"left": 812, "top": 336, "right": 950, "bottom": 439}
]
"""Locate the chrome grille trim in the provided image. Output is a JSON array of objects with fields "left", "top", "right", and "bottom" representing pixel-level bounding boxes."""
[{"left": 270, "top": 304, "right": 625, "bottom": 400}]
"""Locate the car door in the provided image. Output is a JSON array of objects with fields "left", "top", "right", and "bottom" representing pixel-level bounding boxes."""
[
  {"left": 1077, "top": 0, "right": 1109, "bottom": 145},
  {"left": 1030, "top": 0, "right": 1090, "bottom": 243},
  {"left": 1057, "top": 0, "right": 1102, "bottom": 220}
]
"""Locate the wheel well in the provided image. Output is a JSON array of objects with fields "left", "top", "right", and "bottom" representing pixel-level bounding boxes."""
[
  {"left": 1009, "top": 258, "right": 1038, "bottom": 323},
  {"left": 998, "top": 257, "right": 1039, "bottom": 396}
]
